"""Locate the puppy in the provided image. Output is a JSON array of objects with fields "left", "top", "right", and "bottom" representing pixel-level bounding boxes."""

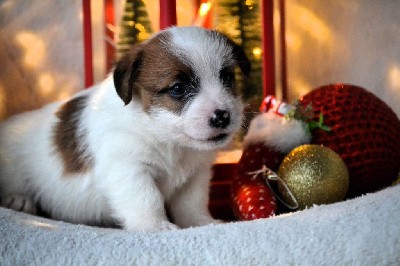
[{"left": 0, "top": 26, "right": 250, "bottom": 231}]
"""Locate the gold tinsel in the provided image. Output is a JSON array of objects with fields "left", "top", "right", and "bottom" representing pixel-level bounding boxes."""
[{"left": 278, "top": 145, "right": 349, "bottom": 210}]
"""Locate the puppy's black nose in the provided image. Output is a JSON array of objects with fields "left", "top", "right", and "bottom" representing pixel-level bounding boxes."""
[{"left": 209, "top": 109, "right": 230, "bottom": 129}]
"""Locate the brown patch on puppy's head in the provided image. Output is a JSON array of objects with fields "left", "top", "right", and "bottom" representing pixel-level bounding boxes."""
[{"left": 113, "top": 32, "right": 195, "bottom": 114}]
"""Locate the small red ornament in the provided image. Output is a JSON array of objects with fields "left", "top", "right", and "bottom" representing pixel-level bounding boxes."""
[
  {"left": 300, "top": 84, "right": 400, "bottom": 198},
  {"left": 231, "top": 143, "right": 280, "bottom": 220},
  {"left": 232, "top": 177, "right": 277, "bottom": 220}
]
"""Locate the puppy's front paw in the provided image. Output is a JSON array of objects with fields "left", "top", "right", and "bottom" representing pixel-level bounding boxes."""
[
  {"left": 193, "top": 217, "right": 223, "bottom": 227},
  {"left": 0, "top": 195, "right": 37, "bottom": 214},
  {"left": 126, "top": 220, "right": 179, "bottom": 232},
  {"left": 156, "top": 221, "right": 180, "bottom": 231},
  {"left": 176, "top": 215, "right": 223, "bottom": 228}
]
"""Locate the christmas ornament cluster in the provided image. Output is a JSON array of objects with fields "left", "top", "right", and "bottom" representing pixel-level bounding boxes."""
[{"left": 231, "top": 84, "right": 400, "bottom": 221}]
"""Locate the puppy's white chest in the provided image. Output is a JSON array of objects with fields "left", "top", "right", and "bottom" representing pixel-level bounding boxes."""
[{"left": 154, "top": 149, "right": 213, "bottom": 199}]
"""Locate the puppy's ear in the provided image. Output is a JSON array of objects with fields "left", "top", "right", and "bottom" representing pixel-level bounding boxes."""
[
  {"left": 113, "top": 46, "right": 143, "bottom": 105},
  {"left": 229, "top": 40, "right": 251, "bottom": 77},
  {"left": 216, "top": 34, "right": 250, "bottom": 77}
]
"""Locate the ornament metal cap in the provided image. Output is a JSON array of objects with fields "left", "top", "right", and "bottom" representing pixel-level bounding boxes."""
[{"left": 247, "top": 165, "right": 299, "bottom": 210}]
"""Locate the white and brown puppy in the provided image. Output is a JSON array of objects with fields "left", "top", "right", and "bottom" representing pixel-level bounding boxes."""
[{"left": 0, "top": 26, "right": 250, "bottom": 231}]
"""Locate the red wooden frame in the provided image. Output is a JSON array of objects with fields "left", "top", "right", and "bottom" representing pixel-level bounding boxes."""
[
  {"left": 104, "top": 0, "right": 115, "bottom": 73},
  {"left": 261, "top": 0, "right": 275, "bottom": 98},
  {"left": 159, "top": 0, "right": 177, "bottom": 30},
  {"left": 82, "top": 0, "right": 94, "bottom": 88},
  {"left": 279, "top": 0, "right": 288, "bottom": 100}
]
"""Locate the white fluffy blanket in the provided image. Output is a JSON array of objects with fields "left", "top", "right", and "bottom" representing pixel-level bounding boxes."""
[{"left": 1, "top": 184, "right": 399, "bottom": 265}]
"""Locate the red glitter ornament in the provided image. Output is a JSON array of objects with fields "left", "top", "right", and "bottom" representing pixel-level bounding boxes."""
[
  {"left": 232, "top": 173, "right": 277, "bottom": 220},
  {"left": 300, "top": 84, "right": 400, "bottom": 198},
  {"left": 231, "top": 143, "right": 280, "bottom": 220}
]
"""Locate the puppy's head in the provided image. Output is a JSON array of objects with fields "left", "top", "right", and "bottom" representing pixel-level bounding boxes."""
[{"left": 113, "top": 26, "right": 250, "bottom": 150}]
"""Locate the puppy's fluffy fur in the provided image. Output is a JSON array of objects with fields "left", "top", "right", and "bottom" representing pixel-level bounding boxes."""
[{"left": 0, "top": 26, "right": 250, "bottom": 231}]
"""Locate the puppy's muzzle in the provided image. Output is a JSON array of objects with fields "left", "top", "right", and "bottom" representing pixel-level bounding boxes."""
[{"left": 209, "top": 109, "right": 230, "bottom": 129}]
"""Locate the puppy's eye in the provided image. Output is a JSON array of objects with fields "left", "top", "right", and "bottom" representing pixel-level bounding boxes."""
[
  {"left": 169, "top": 83, "right": 187, "bottom": 99},
  {"left": 220, "top": 69, "right": 235, "bottom": 87}
]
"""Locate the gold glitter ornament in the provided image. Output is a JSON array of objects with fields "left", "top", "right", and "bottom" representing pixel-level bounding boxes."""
[{"left": 278, "top": 145, "right": 349, "bottom": 210}]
